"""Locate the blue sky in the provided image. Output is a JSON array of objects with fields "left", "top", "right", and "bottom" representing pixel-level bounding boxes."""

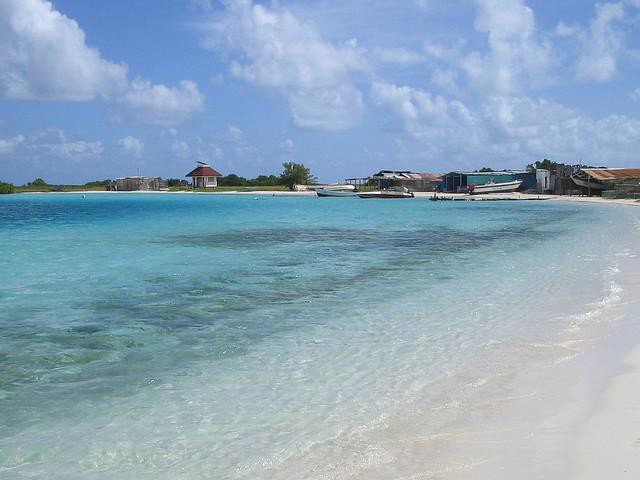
[{"left": 1, "top": 0, "right": 640, "bottom": 184}]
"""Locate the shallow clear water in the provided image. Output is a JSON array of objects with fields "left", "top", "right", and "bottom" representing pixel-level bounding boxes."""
[{"left": 0, "top": 194, "right": 638, "bottom": 479}]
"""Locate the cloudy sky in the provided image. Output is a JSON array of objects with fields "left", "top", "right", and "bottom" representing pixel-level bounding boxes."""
[{"left": 1, "top": 0, "right": 640, "bottom": 184}]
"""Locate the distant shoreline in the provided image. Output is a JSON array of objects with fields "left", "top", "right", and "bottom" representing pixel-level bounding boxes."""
[{"left": 14, "top": 189, "right": 640, "bottom": 206}]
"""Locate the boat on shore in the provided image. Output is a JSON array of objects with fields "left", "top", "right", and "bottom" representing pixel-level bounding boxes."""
[
  {"left": 315, "top": 185, "right": 359, "bottom": 197},
  {"left": 357, "top": 186, "right": 415, "bottom": 199},
  {"left": 570, "top": 173, "right": 607, "bottom": 191},
  {"left": 468, "top": 180, "right": 522, "bottom": 195}
]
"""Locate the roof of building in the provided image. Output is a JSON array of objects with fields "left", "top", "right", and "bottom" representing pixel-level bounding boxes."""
[
  {"left": 185, "top": 165, "right": 222, "bottom": 177},
  {"left": 371, "top": 171, "right": 442, "bottom": 181},
  {"left": 444, "top": 170, "right": 531, "bottom": 176},
  {"left": 581, "top": 168, "right": 640, "bottom": 181}
]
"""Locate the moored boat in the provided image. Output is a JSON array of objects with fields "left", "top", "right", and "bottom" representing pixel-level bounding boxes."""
[
  {"left": 468, "top": 180, "right": 522, "bottom": 195},
  {"left": 357, "top": 186, "right": 415, "bottom": 199},
  {"left": 315, "top": 185, "right": 359, "bottom": 197}
]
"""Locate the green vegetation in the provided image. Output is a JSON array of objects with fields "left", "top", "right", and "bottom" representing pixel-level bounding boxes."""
[
  {"left": 167, "top": 178, "right": 189, "bottom": 187},
  {"left": 217, "top": 173, "right": 282, "bottom": 187},
  {"left": 526, "top": 159, "right": 558, "bottom": 172},
  {"left": 279, "top": 162, "right": 316, "bottom": 190},
  {"left": 477, "top": 167, "right": 494, "bottom": 172},
  {"left": 0, "top": 181, "right": 15, "bottom": 194},
  {"left": 216, "top": 163, "right": 316, "bottom": 190},
  {"left": 15, "top": 179, "right": 112, "bottom": 193},
  {"left": 192, "top": 185, "right": 289, "bottom": 193}
]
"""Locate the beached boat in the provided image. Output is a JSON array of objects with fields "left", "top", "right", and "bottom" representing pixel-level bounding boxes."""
[
  {"left": 315, "top": 185, "right": 359, "bottom": 197},
  {"left": 468, "top": 180, "right": 522, "bottom": 195},
  {"left": 357, "top": 186, "right": 415, "bottom": 199},
  {"left": 570, "top": 173, "right": 607, "bottom": 190}
]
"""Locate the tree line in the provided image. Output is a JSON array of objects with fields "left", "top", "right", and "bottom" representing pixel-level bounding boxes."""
[{"left": 0, "top": 162, "right": 317, "bottom": 193}]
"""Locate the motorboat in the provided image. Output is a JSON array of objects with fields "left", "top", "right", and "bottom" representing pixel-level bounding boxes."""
[
  {"left": 468, "top": 180, "right": 522, "bottom": 195},
  {"left": 315, "top": 184, "right": 359, "bottom": 197},
  {"left": 357, "top": 186, "right": 415, "bottom": 199}
]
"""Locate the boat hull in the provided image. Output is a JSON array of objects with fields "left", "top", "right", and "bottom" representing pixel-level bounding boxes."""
[
  {"left": 570, "top": 175, "right": 607, "bottom": 190},
  {"left": 469, "top": 180, "right": 522, "bottom": 195},
  {"left": 316, "top": 188, "right": 359, "bottom": 197},
  {"left": 357, "top": 191, "right": 414, "bottom": 199}
]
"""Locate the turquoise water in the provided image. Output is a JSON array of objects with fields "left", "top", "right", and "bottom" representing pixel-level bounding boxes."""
[{"left": 0, "top": 194, "right": 638, "bottom": 479}]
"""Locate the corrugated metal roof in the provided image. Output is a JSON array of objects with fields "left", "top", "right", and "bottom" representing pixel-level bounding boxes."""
[
  {"left": 581, "top": 168, "right": 640, "bottom": 181},
  {"left": 372, "top": 171, "right": 441, "bottom": 181},
  {"left": 445, "top": 170, "right": 530, "bottom": 176}
]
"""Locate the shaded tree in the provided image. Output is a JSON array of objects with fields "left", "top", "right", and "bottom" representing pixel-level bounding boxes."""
[
  {"left": 218, "top": 174, "right": 248, "bottom": 187},
  {"left": 166, "top": 178, "right": 189, "bottom": 187},
  {"left": 527, "top": 159, "right": 558, "bottom": 172},
  {"left": 0, "top": 181, "right": 14, "bottom": 194},
  {"left": 279, "top": 162, "right": 316, "bottom": 190}
]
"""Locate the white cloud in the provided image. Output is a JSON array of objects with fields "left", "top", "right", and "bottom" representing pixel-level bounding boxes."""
[
  {"left": 461, "top": 0, "right": 555, "bottom": 94},
  {"left": 575, "top": 2, "right": 626, "bottom": 82},
  {"left": 0, "top": 128, "right": 102, "bottom": 160},
  {"left": 0, "top": 0, "right": 204, "bottom": 126},
  {"left": 631, "top": 88, "right": 640, "bottom": 103},
  {"left": 0, "top": 134, "right": 25, "bottom": 155},
  {"left": 117, "top": 136, "right": 144, "bottom": 156},
  {"left": 0, "top": 0, "right": 128, "bottom": 100},
  {"left": 372, "top": 81, "right": 479, "bottom": 156},
  {"left": 118, "top": 79, "right": 205, "bottom": 126},
  {"left": 373, "top": 81, "right": 640, "bottom": 167},
  {"left": 202, "top": 0, "right": 367, "bottom": 130}
]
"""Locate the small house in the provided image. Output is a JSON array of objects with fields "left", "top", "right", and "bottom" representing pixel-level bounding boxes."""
[{"left": 185, "top": 162, "right": 222, "bottom": 188}]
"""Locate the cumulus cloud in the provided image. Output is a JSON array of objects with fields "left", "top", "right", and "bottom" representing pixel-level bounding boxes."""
[
  {"left": 0, "top": 128, "right": 102, "bottom": 160},
  {"left": 0, "top": 134, "right": 25, "bottom": 155},
  {"left": 117, "top": 136, "right": 144, "bottom": 156},
  {"left": 574, "top": 2, "right": 626, "bottom": 82},
  {"left": 118, "top": 79, "right": 204, "bottom": 126},
  {"left": 372, "top": 81, "right": 480, "bottom": 154},
  {"left": 0, "top": 0, "right": 128, "bottom": 100},
  {"left": 373, "top": 81, "right": 640, "bottom": 167},
  {"left": 0, "top": 0, "right": 204, "bottom": 125},
  {"left": 202, "top": 0, "right": 367, "bottom": 130},
  {"left": 461, "top": 0, "right": 554, "bottom": 94}
]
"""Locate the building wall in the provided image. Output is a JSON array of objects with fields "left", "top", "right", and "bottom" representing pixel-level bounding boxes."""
[
  {"left": 193, "top": 176, "right": 218, "bottom": 188},
  {"left": 115, "top": 177, "right": 162, "bottom": 191}
]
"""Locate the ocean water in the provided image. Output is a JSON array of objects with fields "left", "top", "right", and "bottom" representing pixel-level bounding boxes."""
[{"left": 1, "top": 193, "right": 638, "bottom": 479}]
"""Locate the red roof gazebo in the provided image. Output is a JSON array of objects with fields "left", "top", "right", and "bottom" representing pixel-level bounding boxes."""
[{"left": 186, "top": 162, "right": 222, "bottom": 188}]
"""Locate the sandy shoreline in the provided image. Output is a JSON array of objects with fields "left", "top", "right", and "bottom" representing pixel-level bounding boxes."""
[{"left": 17, "top": 189, "right": 640, "bottom": 206}]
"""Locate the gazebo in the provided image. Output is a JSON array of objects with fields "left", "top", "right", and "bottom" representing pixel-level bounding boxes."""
[{"left": 185, "top": 162, "right": 222, "bottom": 188}]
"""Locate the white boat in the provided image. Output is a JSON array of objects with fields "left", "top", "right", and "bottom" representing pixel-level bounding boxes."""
[
  {"left": 315, "top": 185, "right": 359, "bottom": 197},
  {"left": 468, "top": 180, "right": 522, "bottom": 195},
  {"left": 357, "top": 186, "right": 415, "bottom": 199}
]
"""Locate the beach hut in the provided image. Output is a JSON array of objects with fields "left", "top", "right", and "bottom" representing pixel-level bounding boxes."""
[{"left": 185, "top": 162, "right": 222, "bottom": 188}]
